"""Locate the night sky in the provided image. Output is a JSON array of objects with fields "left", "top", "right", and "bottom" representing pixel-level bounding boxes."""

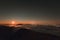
[{"left": 0, "top": 0, "right": 60, "bottom": 25}]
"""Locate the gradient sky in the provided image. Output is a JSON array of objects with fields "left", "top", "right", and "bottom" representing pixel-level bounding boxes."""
[{"left": 0, "top": 0, "right": 60, "bottom": 25}]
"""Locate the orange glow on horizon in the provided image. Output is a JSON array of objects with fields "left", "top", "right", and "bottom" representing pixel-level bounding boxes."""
[
  {"left": 11, "top": 21, "right": 15, "bottom": 24},
  {"left": 0, "top": 20, "right": 60, "bottom": 25}
]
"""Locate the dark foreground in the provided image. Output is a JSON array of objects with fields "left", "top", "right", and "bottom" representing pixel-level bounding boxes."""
[{"left": 0, "top": 25, "right": 60, "bottom": 40}]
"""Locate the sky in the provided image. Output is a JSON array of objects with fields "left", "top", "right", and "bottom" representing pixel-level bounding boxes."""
[{"left": 0, "top": 0, "right": 60, "bottom": 25}]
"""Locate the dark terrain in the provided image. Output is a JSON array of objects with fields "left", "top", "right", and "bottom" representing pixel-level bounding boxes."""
[{"left": 0, "top": 25, "right": 60, "bottom": 40}]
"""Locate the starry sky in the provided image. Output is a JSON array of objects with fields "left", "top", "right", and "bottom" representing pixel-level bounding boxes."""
[{"left": 0, "top": 0, "right": 60, "bottom": 25}]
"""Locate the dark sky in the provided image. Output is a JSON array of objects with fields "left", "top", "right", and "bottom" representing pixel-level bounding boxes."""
[{"left": 0, "top": 0, "right": 60, "bottom": 24}]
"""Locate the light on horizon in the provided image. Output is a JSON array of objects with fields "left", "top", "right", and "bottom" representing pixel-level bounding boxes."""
[{"left": 11, "top": 21, "right": 15, "bottom": 25}]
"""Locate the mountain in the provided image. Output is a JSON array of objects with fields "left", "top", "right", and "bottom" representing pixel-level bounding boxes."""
[
  {"left": 12, "top": 29, "right": 60, "bottom": 40},
  {"left": 13, "top": 24, "right": 60, "bottom": 36},
  {"left": 0, "top": 25, "right": 14, "bottom": 40},
  {"left": 0, "top": 25, "right": 60, "bottom": 40}
]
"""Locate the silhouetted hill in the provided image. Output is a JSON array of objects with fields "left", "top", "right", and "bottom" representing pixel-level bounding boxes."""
[
  {"left": 0, "top": 25, "right": 14, "bottom": 40},
  {"left": 12, "top": 29, "right": 60, "bottom": 40},
  {"left": 0, "top": 25, "right": 60, "bottom": 40}
]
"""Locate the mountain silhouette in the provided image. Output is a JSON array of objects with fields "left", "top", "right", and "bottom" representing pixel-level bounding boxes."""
[
  {"left": 0, "top": 25, "right": 14, "bottom": 40},
  {"left": 12, "top": 29, "right": 60, "bottom": 40},
  {"left": 0, "top": 25, "right": 60, "bottom": 40}
]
